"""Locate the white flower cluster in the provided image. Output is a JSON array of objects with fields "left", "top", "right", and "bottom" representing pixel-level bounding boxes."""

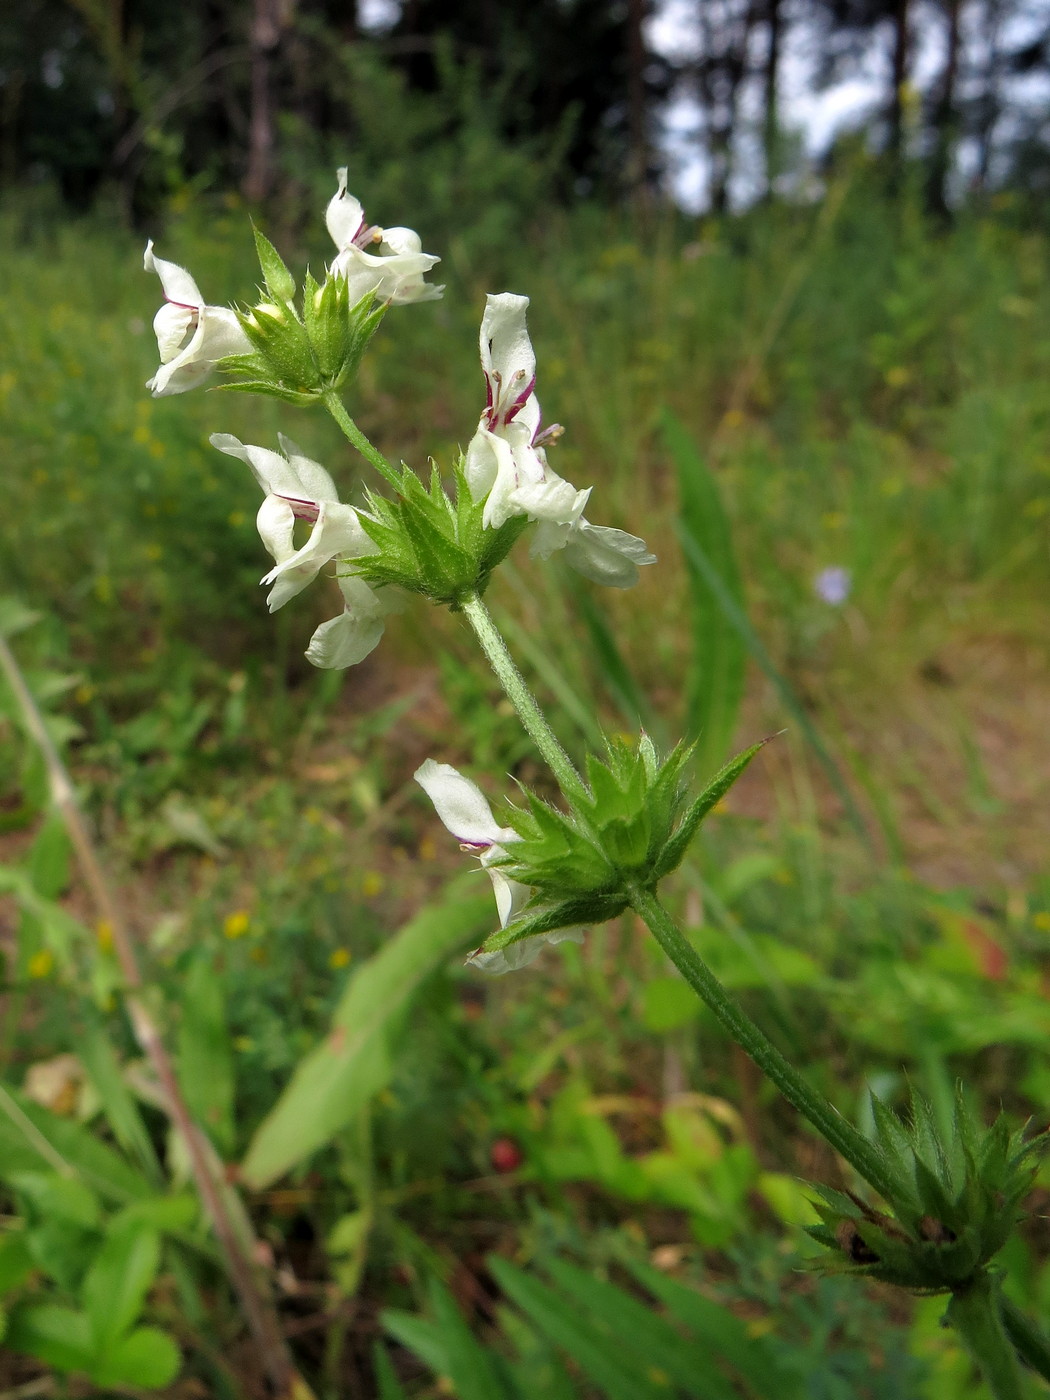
[
  {"left": 143, "top": 172, "right": 442, "bottom": 398},
  {"left": 141, "top": 174, "right": 654, "bottom": 672}
]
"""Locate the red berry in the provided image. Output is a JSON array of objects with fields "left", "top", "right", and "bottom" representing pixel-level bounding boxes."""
[{"left": 490, "top": 1137, "right": 524, "bottom": 1173}]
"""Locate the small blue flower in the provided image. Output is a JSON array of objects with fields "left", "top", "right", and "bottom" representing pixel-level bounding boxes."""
[{"left": 814, "top": 565, "right": 851, "bottom": 606}]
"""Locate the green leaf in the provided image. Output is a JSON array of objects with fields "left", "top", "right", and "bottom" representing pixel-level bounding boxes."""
[
  {"left": 0, "top": 1085, "right": 153, "bottom": 1205},
  {"left": 374, "top": 1343, "right": 410, "bottom": 1400},
  {"left": 92, "top": 1325, "right": 181, "bottom": 1389},
  {"left": 114, "top": 1194, "right": 199, "bottom": 1237},
  {"left": 674, "top": 504, "right": 870, "bottom": 845},
  {"left": 475, "top": 894, "right": 626, "bottom": 959},
  {"left": 79, "top": 1020, "right": 163, "bottom": 1184},
  {"left": 0, "top": 1230, "right": 34, "bottom": 1295},
  {"left": 654, "top": 740, "right": 769, "bottom": 878},
  {"left": 27, "top": 815, "right": 70, "bottom": 898},
  {"left": 487, "top": 1257, "right": 655, "bottom": 1400},
  {"left": 0, "top": 598, "right": 42, "bottom": 638},
  {"left": 328, "top": 1208, "right": 373, "bottom": 1296},
  {"left": 253, "top": 226, "right": 296, "bottom": 303},
  {"left": 627, "top": 1261, "right": 804, "bottom": 1397},
  {"left": 241, "top": 879, "right": 494, "bottom": 1187},
  {"left": 541, "top": 1257, "right": 738, "bottom": 1400},
  {"left": 662, "top": 412, "right": 747, "bottom": 775},
  {"left": 82, "top": 1220, "right": 160, "bottom": 1347},
  {"left": 212, "top": 378, "right": 319, "bottom": 405},
  {"left": 382, "top": 1309, "right": 450, "bottom": 1375},
  {"left": 426, "top": 1277, "right": 509, "bottom": 1400},
  {"left": 177, "top": 954, "right": 235, "bottom": 1155},
  {"left": 641, "top": 976, "right": 701, "bottom": 1033},
  {"left": 4, "top": 1303, "right": 95, "bottom": 1374},
  {"left": 12, "top": 1171, "right": 101, "bottom": 1229}
]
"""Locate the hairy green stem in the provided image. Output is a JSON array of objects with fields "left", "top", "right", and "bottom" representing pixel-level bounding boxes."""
[
  {"left": 947, "top": 1274, "right": 1029, "bottom": 1400},
  {"left": 629, "top": 883, "right": 904, "bottom": 1206},
  {"left": 460, "top": 592, "right": 587, "bottom": 803},
  {"left": 1001, "top": 1297, "right": 1050, "bottom": 1387},
  {"left": 323, "top": 390, "right": 400, "bottom": 490}
]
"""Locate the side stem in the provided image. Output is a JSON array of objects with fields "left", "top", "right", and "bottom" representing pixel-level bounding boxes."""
[
  {"left": 460, "top": 592, "right": 587, "bottom": 803},
  {"left": 947, "top": 1273, "right": 1028, "bottom": 1400},
  {"left": 322, "top": 390, "right": 401, "bottom": 490},
  {"left": 0, "top": 633, "right": 304, "bottom": 1400},
  {"left": 1001, "top": 1297, "right": 1050, "bottom": 1386},
  {"left": 629, "top": 883, "right": 904, "bottom": 1206}
]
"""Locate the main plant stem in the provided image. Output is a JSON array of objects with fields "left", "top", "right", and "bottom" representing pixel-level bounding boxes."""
[
  {"left": 947, "top": 1274, "right": 1029, "bottom": 1400},
  {"left": 629, "top": 883, "right": 901, "bottom": 1202},
  {"left": 0, "top": 634, "right": 306, "bottom": 1400},
  {"left": 458, "top": 599, "right": 899, "bottom": 1203},
  {"left": 460, "top": 592, "right": 588, "bottom": 804},
  {"left": 323, "top": 390, "right": 401, "bottom": 490},
  {"left": 458, "top": 593, "right": 1048, "bottom": 1388}
]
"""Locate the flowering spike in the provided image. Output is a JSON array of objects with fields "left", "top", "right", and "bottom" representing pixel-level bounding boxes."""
[{"left": 464, "top": 294, "right": 655, "bottom": 586}]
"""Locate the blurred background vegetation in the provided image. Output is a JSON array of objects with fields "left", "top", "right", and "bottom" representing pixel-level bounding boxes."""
[{"left": 1, "top": 0, "right": 1050, "bottom": 1397}]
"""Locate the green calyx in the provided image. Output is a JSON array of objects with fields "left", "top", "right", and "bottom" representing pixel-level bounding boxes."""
[
  {"left": 350, "top": 462, "right": 528, "bottom": 606},
  {"left": 809, "top": 1085, "right": 1046, "bottom": 1292},
  {"left": 216, "top": 228, "right": 385, "bottom": 404},
  {"left": 471, "top": 735, "right": 769, "bottom": 963}
]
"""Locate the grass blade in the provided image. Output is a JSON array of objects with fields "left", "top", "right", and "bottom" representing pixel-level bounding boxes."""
[{"left": 664, "top": 411, "right": 747, "bottom": 773}]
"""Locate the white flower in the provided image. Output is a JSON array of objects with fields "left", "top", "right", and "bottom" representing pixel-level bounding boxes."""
[
  {"left": 326, "top": 168, "right": 443, "bottom": 307},
  {"left": 143, "top": 242, "right": 251, "bottom": 396},
  {"left": 464, "top": 293, "right": 548, "bottom": 529},
  {"left": 414, "top": 759, "right": 583, "bottom": 974},
  {"left": 464, "top": 294, "right": 656, "bottom": 587},
  {"left": 210, "top": 432, "right": 393, "bottom": 668}
]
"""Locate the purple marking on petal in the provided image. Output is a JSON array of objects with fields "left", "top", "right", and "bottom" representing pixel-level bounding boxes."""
[
  {"left": 459, "top": 840, "right": 493, "bottom": 854},
  {"left": 503, "top": 373, "right": 536, "bottom": 426},
  {"left": 277, "top": 494, "right": 321, "bottom": 523}
]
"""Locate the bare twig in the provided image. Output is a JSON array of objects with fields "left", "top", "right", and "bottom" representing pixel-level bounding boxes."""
[{"left": 0, "top": 631, "right": 311, "bottom": 1399}]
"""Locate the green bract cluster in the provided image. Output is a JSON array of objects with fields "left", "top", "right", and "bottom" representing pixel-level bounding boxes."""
[
  {"left": 810, "top": 1087, "right": 1045, "bottom": 1292},
  {"left": 351, "top": 464, "right": 529, "bottom": 606},
  {"left": 217, "top": 230, "right": 385, "bottom": 404},
  {"left": 474, "top": 736, "right": 767, "bottom": 961}
]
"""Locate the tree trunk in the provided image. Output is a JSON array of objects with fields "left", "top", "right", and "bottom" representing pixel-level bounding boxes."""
[
  {"left": 925, "top": 0, "right": 961, "bottom": 219},
  {"left": 887, "top": 0, "right": 910, "bottom": 174},
  {"left": 244, "top": 0, "right": 294, "bottom": 204},
  {"left": 699, "top": 0, "right": 758, "bottom": 215},
  {"left": 973, "top": 0, "right": 1004, "bottom": 192},
  {"left": 626, "top": 0, "right": 650, "bottom": 204},
  {"left": 762, "top": 0, "right": 783, "bottom": 199}
]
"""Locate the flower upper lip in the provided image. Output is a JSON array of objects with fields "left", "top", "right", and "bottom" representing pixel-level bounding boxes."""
[{"left": 325, "top": 167, "right": 443, "bottom": 306}]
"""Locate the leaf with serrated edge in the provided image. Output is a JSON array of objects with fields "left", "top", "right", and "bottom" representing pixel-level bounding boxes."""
[{"left": 253, "top": 225, "right": 296, "bottom": 303}]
